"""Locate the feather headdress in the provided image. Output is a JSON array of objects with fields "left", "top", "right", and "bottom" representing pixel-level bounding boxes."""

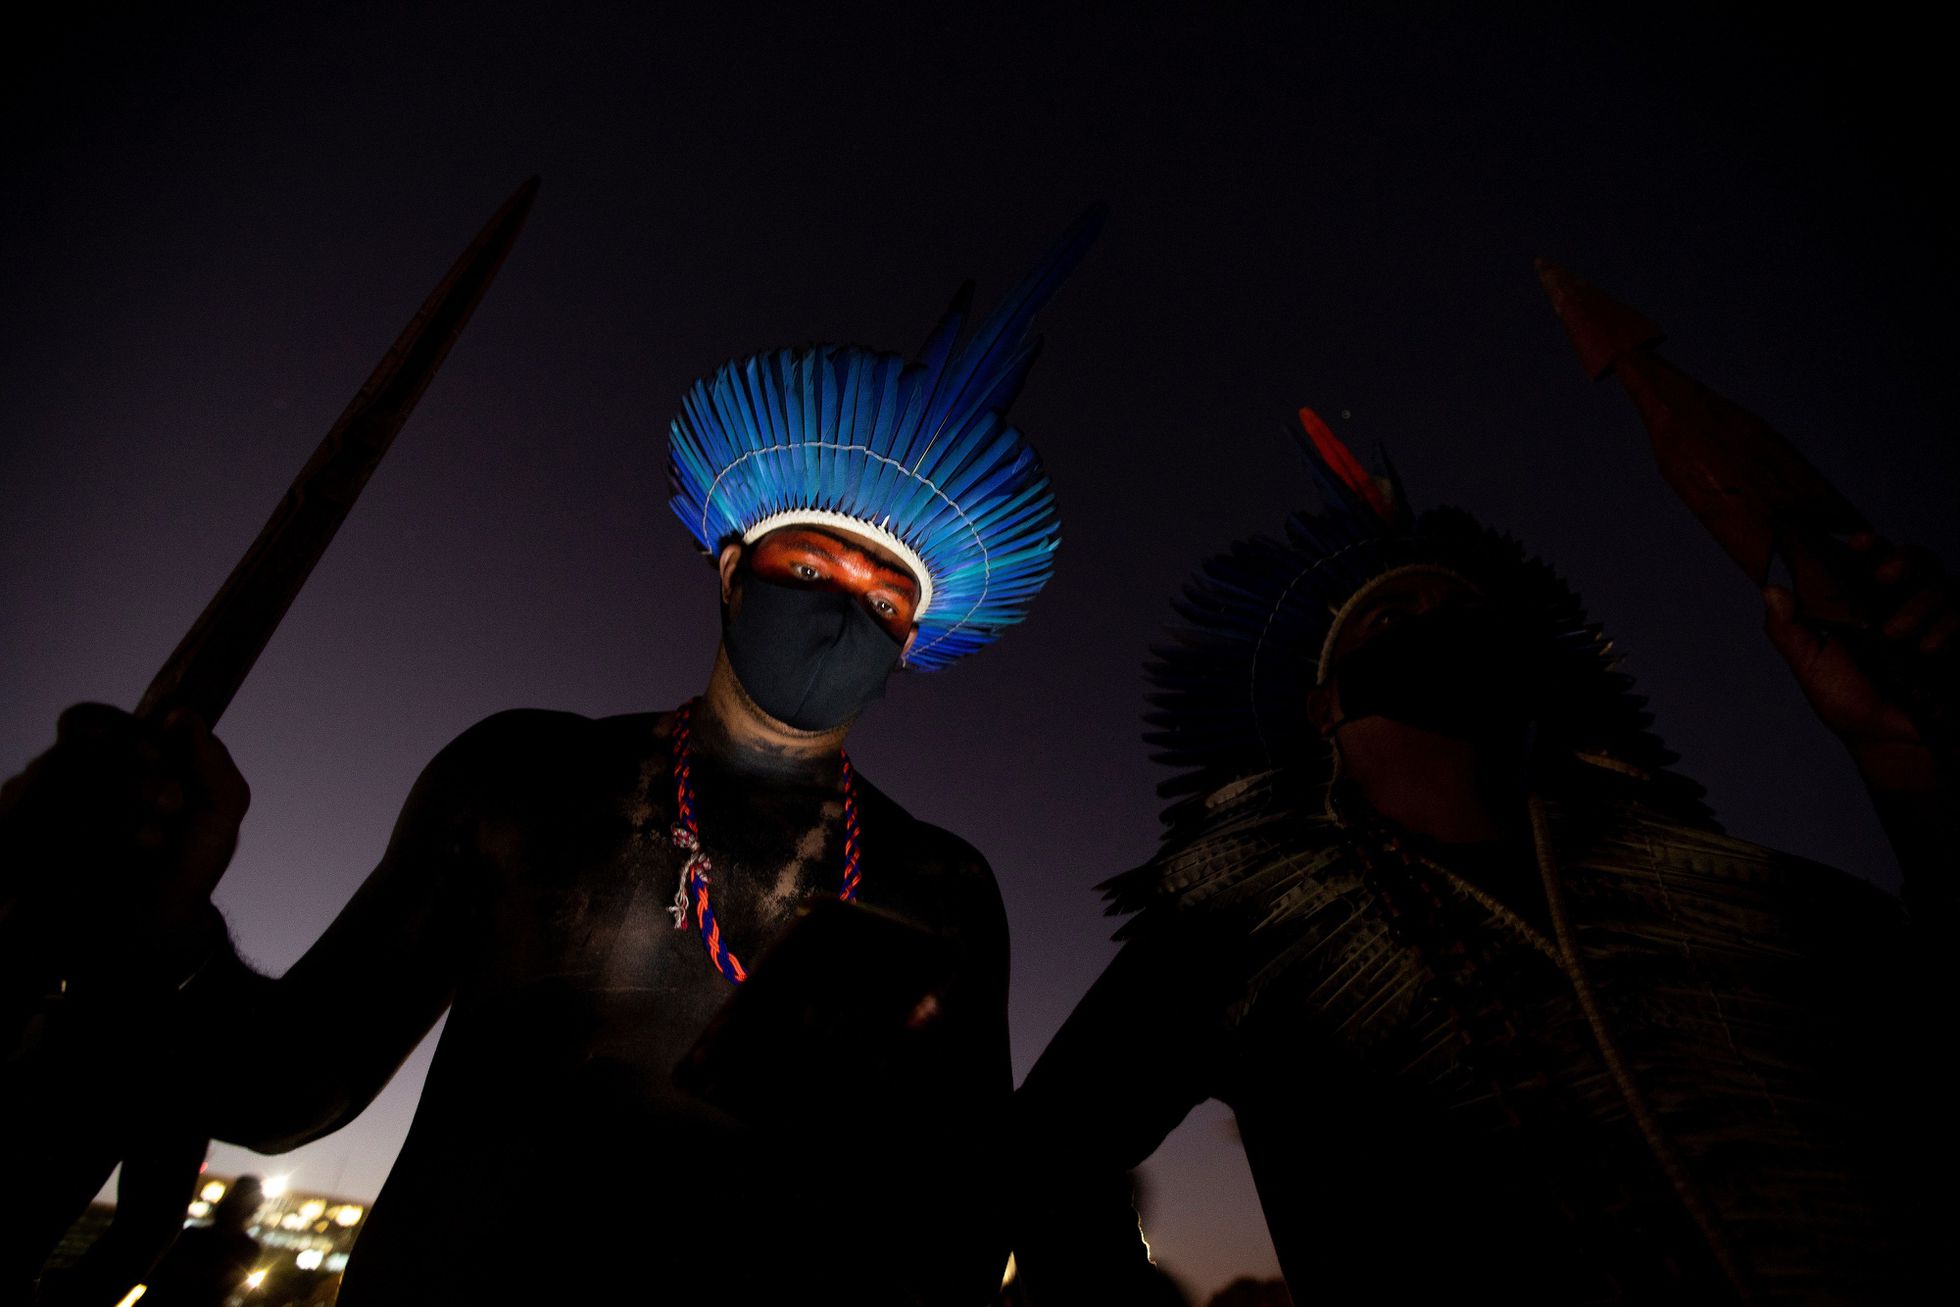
[
  {"left": 1145, "top": 409, "right": 1707, "bottom": 825},
  {"left": 667, "top": 209, "right": 1101, "bottom": 671}
]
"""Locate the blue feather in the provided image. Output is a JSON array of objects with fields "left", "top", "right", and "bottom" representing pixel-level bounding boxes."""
[{"left": 665, "top": 211, "right": 1097, "bottom": 669}]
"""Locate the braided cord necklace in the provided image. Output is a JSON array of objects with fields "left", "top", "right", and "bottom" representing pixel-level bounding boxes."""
[{"left": 667, "top": 700, "right": 861, "bottom": 983}]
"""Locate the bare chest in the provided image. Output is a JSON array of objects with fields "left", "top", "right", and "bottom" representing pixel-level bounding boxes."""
[{"left": 454, "top": 760, "right": 858, "bottom": 1074}]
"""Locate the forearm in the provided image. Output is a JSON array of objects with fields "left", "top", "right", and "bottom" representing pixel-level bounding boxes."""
[
  {"left": 1012, "top": 1158, "right": 1159, "bottom": 1303},
  {"left": 1011, "top": 1070, "right": 1182, "bottom": 1303},
  {"left": 1010, "top": 942, "right": 1218, "bottom": 1304},
  {"left": 179, "top": 744, "right": 475, "bottom": 1150},
  {"left": 166, "top": 925, "right": 367, "bottom": 1152}
]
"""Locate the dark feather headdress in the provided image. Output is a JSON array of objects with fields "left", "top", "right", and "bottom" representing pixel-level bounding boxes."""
[{"left": 1145, "top": 409, "right": 1708, "bottom": 827}]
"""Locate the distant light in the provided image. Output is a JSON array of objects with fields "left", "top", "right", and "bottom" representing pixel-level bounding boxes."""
[
  {"left": 187, "top": 1201, "right": 211, "bottom": 1220},
  {"left": 297, "top": 1199, "right": 326, "bottom": 1223},
  {"left": 1000, "top": 1253, "right": 1017, "bottom": 1288},
  {"left": 244, "top": 1269, "right": 267, "bottom": 1290},
  {"left": 332, "top": 1204, "right": 364, "bottom": 1227},
  {"left": 114, "top": 1287, "right": 147, "bottom": 1307},
  {"left": 295, "top": 1249, "right": 325, "bottom": 1271},
  {"left": 200, "top": 1181, "right": 227, "bottom": 1203},
  {"left": 325, "top": 1254, "right": 350, "bottom": 1274},
  {"left": 262, "top": 1175, "right": 289, "bottom": 1199}
]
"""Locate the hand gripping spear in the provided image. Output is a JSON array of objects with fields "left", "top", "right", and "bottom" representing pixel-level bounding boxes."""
[
  {"left": 1536, "top": 260, "right": 1954, "bottom": 753},
  {"left": 0, "top": 179, "right": 537, "bottom": 1293}
]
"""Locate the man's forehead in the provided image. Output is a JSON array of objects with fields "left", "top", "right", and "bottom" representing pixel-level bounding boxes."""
[
  {"left": 1315, "top": 563, "right": 1483, "bottom": 682},
  {"left": 758, "top": 524, "right": 922, "bottom": 590}
]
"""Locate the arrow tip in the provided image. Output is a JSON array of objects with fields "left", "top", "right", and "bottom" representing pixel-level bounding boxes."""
[{"left": 1535, "top": 258, "right": 1664, "bottom": 381}]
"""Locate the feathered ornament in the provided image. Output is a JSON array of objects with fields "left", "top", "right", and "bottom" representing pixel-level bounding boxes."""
[
  {"left": 666, "top": 208, "right": 1102, "bottom": 670},
  {"left": 1143, "top": 409, "right": 1706, "bottom": 826}
]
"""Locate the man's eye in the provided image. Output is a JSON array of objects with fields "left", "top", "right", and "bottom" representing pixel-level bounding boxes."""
[
  {"left": 871, "top": 597, "right": 895, "bottom": 617},
  {"left": 792, "top": 563, "right": 820, "bottom": 581}
]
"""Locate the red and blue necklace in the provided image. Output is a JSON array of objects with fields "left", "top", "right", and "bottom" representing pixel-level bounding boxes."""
[{"left": 667, "top": 700, "right": 861, "bottom": 983}]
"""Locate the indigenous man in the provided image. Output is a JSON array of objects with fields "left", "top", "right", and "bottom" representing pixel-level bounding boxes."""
[
  {"left": 9, "top": 219, "right": 1093, "bottom": 1304},
  {"left": 1012, "top": 411, "right": 1953, "bottom": 1303}
]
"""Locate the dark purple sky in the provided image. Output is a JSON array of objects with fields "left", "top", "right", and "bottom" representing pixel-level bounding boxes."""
[{"left": 5, "top": 3, "right": 1953, "bottom": 1296}]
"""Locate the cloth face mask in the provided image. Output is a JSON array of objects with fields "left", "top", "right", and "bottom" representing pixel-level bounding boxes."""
[{"left": 723, "top": 574, "right": 903, "bottom": 731}]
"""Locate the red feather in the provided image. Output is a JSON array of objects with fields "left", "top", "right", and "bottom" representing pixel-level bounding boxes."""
[{"left": 1298, "top": 407, "right": 1394, "bottom": 522}]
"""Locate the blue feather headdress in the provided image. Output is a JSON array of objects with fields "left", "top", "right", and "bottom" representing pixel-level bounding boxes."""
[
  {"left": 1146, "top": 409, "right": 1708, "bottom": 826},
  {"left": 667, "top": 209, "right": 1101, "bottom": 671}
]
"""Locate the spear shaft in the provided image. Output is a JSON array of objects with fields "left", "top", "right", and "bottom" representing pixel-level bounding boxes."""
[
  {"left": 136, "top": 176, "right": 539, "bottom": 726},
  {"left": 0, "top": 180, "right": 540, "bottom": 1291}
]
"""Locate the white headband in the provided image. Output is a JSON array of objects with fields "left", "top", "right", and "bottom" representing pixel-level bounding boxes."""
[
  {"left": 1314, "top": 564, "right": 1476, "bottom": 684},
  {"left": 741, "top": 509, "right": 935, "bottom": 617}
]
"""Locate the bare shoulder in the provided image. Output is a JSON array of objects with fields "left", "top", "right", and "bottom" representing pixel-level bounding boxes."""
[
  {"left": 435, "top": 706, "right": 672, "bottom": 763},
  {"left": 854, "top": 775, "right": 1006, "bottom": 945},
  {"left": 857, "top": 777, "right": 990, "bottom": 873},
  {"left": 408, "top": 708, "right": 670, "bottom": 820},
  {"left": 445, "top": 706, "right": 593, "bottom": 751}
]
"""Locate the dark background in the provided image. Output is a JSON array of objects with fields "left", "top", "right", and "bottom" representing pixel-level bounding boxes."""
[{"left": 4, "top": 3, "right": 1953, "bottom": 1294}]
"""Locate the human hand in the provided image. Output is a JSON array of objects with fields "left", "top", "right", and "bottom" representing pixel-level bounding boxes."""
[
  {"left": 0, "top": 703, "right": 249, "bottom": 981},
  {"left": 1762, "top": 534, "right": 1955, "bottom": 764}
]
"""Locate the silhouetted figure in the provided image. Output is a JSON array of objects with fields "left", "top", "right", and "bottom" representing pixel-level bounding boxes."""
[
  {"left": 5, "top": 222, "right": 1097, "bottom": 1304},
  {"left": 138, "top": 1175, "right": 262, "bottom": 1307},
  {"left": 1015, "top": 416, "right": 1953, "bottom": 1302}
]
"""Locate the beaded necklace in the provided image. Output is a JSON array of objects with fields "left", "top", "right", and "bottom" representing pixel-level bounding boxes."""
[{"left": 667, "top": 700, "right": 861, "bottom": 983}]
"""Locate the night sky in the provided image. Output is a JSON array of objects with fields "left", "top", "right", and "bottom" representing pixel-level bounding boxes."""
[{"left": 5, "top": 3, "right": 1954, "bottom": 1296}]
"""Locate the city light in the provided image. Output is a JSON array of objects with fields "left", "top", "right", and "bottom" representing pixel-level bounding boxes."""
[
  {"left": 174, "top": 1173, "right": 365, "bottom": 1286},
  {"left": 200, "top": 1181, "right": 227, "bottom": 1203},
  {"left": 113, "top": 1287, "right": 146, "bottom": 1307}
]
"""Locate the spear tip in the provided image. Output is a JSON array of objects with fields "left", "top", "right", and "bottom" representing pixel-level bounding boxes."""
[{"left": 1535, "top": 258, "right": 1664, "bottom": 382}]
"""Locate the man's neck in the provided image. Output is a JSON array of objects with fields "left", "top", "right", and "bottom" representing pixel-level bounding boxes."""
[
  {"left": 689, "top": 646, "right": 849, "bottom": 783},
  {"left": 1334, "top": 717, "right": 1524, "bottom": 845}
]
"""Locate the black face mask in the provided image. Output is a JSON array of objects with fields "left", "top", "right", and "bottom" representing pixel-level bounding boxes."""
[
  {"left": 722, "top": 574, "right": 903, "bottom": 731},
  {"left": 1328, "top": 606, "right": 1549, "bottom": 742}
]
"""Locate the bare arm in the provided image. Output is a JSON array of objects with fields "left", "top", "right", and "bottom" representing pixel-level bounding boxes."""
[
  {"left": 173, "top": 713, "right": 528, "bottom": 1152},
  {"left": 1011, "top": 934, "right": 1222, "bottom": 1304}
]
